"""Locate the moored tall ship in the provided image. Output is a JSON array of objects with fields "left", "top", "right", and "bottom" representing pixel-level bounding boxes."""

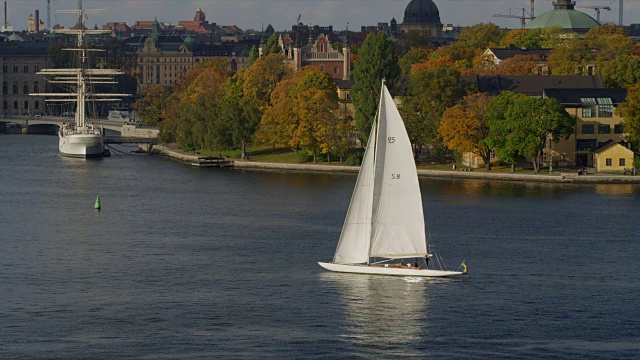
[{"left": 31, "top": 1, "right": 129, "bottom": 158}]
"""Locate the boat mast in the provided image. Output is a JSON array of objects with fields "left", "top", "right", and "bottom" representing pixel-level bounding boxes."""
[
  {"left": 367, "top": 80, "right": 385, "bottom": 265},
  {"left": 32, "top": 3, "right": 129, "bottom": 121}
]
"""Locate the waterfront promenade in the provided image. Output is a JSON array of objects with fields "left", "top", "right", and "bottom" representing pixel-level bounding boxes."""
[{"left": 151, "top": 144, "right": 640, "bottom": 184}]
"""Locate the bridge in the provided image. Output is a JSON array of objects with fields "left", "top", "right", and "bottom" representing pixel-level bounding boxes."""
[{"left": 1, "top": 116, "right": 159, "bottom": 145}]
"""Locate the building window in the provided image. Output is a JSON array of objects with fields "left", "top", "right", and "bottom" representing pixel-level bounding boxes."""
[
  {"left": 13, "top": 65, "right": 18, "bottom": 73},
  {"left": 334, "top": 67, "right": 339, "bottom": 74},
  {"left": 582, "top": 124, "right": 595, "bottom": 134},
  {"left": 24, "top": 65, "right": 29, "bottom": 73},
  {"left": 598, "top": 124, "right": 611, "bottom": 134},
  {"left": 2, "top": 81, "right": 6, "bottom": 94},
  {"left": 615, "top": 124, "right": 624, "bottom": 134},
  {"left": 606, "top": 158, "right": 612, "bottom": 166},
  {"left": 34, "top": 82, "right": 39, "bottom": 93},
  {"left": 620, "top": 158, "right": 626, "bottom": 167},
  {"left": 34, "top": 65, "right": 40, "bottom": 72},
  {"left": 597, "top": 98, "right": 613, "bottom": 118},
  {"left": 13, "top": 101, "right": 18, "bottom": 110},
  {"left": 2, "top": 64, "right": 6, "bottom": 73},
  {"left": 581, "top": 98, "right": 596, "bottom": 118},
  {"left": 23, "top": 82, "right": 29, "bottom": 94},
  {"left": 3, "top": 101, "right": 6, "bottom": 110},
  {"left": 12, "top": 81, "right": 18, "bottom": 94},
  {"left": 577, "top": 139, "right": 597, "bottom": 151}
]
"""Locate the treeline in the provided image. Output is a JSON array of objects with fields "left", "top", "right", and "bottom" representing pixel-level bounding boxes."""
[
  {"left": 134, "top": 53, "right": 353, "bottom": 162},
  {"left": 134, "top": 25, "right": 640, "bottom": 170}
]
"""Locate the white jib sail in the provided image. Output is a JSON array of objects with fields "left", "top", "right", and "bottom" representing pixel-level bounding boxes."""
[
  {"left": 333, "top": 119, "right": 378, "bottom": 264},
  {"left": 370, "top": 84, "right": 427, "bottom": 258}
]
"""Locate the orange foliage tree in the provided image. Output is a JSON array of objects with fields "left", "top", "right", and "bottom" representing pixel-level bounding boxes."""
[{"left": 438, "top": 93, "right": 493, "bottom": 170}]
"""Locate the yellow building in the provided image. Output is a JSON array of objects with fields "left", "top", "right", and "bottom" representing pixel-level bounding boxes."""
[
  {"left": 543, "top": 88, "right": 629, "bottom": 168},
  {"left": 593, "top": 140, "right": 634, "bottom": 172}
]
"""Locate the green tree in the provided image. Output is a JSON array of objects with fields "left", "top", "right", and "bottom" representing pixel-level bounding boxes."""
[
  {"left": 456, "top": 23, "right": 505, "bottom": 50},
  {"left": 617, "top": 83, "right": 640, "bottom": 151},
  {"left": 218, "top": 71, "right": 261, "bottom": 159},
  {"left": 247, "top": 46, "right": 259, "bottom": 67},
  {"left": 487, "top": 92, "right": 575, "bottom": 173},
  {"left": 599, "top": 55, "right": 640, "bottom": 88},
  {"left": 351, "top": 32, "right": 400, "bottom": 144},
  {"left": 401, "top": 67, "right": 476, "bottom": 159},
  {"left": 262, "top": 33, "right": 282, "bottom": 56},
  {"left": 485, "top": 91, "right": 528, "bottom": 172}
]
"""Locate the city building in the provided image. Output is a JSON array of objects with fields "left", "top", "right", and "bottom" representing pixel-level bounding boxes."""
[
  {"left": 481, "top": 46, "right": 552, "bottom": 75},
  {"left": 277, "top": 23, "right": 351, "bottom": 81},
  {"left": 0, "top": 43, "right": 49, "bottom": 116},
  {"left": 544, "top": 88, "right": 628, "bottom": 169}
]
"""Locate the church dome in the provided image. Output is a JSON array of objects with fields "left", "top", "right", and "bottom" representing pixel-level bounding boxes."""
[
  {"left": 403, "top": 0, "right": 441, "bottom": 25},
  {"left": 526, "top": 1, "right": 599, "bottom": 32},
  {"left": 526, "top": 9, "right": 599, "bottom": 30}
]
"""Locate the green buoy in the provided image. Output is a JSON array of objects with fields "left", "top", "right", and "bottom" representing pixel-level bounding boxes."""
[{"left": 94, "top": 195, "right": 101, "bottom": 210}]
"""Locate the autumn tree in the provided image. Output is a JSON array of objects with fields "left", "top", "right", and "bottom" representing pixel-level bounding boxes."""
[
  {"left": 498, "top": 27, "right": 564, "bottom": 49},
  {"left": 351, "top": 31, "right": 400, "bottom": 144},
  {"left": 547, "top": 35, "right": 592, "bottom": 75},
  {"left": 259, "top": 67, "right": 345, "bottom": 162},
  {"left": 399, "top": 47, "right": 432, "bottom": 75},
  {"left": 617, "top": 83, "right": 640, "bottom": 151},
  {"left": 439, "top": 93, "right": 493, "bottom": 170},
  {"left": 496, "top": 54, "right": 542, "bottom": 75},
  {"left": 401, "top": 67, "right": 476, "bottom": 159},
  {"left": 243, "top": 54, "right": 292, "bottom": 113},
  {"left": 133, "top": 84, "right": 172, "bottom": 126}
]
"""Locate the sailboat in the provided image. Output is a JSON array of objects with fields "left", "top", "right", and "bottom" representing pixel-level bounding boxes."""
[
  {"left": 318, "top": 81, "right": 467, "bottom": 277},
  {"left": 31, "top": 1, "right": 129, "bottom": 158}
]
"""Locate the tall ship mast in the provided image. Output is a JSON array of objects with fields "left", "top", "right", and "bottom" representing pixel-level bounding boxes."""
[{"left": 31, "top": 0, "right": 129, "bottom": 158}]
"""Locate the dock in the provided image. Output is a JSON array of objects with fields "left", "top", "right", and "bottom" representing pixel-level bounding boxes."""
[{"left": 191, "top": 156, "right": 234, "bottom": 168}]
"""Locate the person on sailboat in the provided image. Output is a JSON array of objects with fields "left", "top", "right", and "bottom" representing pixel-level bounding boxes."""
[
  {"left": 414, "top": 259, "right": 419, "bottom": 268},
  {"left": 400, "top": 259, "right": 405, "bottom": 266}
]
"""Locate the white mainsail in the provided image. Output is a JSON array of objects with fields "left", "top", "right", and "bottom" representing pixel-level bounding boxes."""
[
  {"left": 369, "top": 84, "right": 427, "bottom": 259},
  {"left": 333, "top": 82, "right": 427, "bottom": 264}
]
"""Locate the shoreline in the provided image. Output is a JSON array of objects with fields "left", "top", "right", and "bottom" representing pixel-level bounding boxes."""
[{"left": 151, "top": 144, "right": 640, "bottom": 184}]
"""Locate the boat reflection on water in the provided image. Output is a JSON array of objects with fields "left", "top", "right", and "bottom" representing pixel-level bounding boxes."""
[{"left": 320, "top": 272, "right": 435, "bottom": 358}]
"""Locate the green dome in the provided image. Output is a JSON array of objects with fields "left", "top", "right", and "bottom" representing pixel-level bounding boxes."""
[
  {"left": 184, "top": 35, "right": 195, "bottom": 45},
  {"left": 526, "top": 9, "right": 599, "bottom": 31}
]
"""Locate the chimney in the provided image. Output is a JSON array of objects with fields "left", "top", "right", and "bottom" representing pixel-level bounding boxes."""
[{"left": 35, "top": 9, "right": 39, "bottom": 32}]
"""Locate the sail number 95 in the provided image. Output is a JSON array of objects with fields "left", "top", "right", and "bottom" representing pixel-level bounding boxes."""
[
  {"left": 392, "top": 174, "right": 401, "bottom": 179},
  {"left": 388, "top": 137, "right": 395, "bottom": 143}
]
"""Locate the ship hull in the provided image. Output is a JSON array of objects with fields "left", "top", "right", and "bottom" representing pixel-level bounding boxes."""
[
  {"left": 59, "top": 132, "right": 105, "bottom": 158},
  {"left": 318, "top": 262, "right": 466, "bottom": 277}
]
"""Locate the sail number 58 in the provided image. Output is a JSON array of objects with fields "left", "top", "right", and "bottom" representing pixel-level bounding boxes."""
[{"left": 392, "top": 174, "right": 401, "bottom": 179}]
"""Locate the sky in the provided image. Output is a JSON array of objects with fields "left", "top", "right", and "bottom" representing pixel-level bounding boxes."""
[{"left": 4, "top": 0, "right": 634, "bottom": 32}]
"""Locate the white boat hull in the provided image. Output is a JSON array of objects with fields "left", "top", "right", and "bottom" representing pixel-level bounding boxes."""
[
  {"left": 318, "top": 262, "right": 466, "bottom": 278},
  {"left": 59, "top": 132, "right": 104, "bottom": 158}
]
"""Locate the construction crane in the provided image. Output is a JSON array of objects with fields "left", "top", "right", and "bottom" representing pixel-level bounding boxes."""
[
  {"left": 576, "top": 5, "right": 611, "bottom": 23},
  {"left": 493, "top": 8, "right": 533, "bottom": 29}
]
